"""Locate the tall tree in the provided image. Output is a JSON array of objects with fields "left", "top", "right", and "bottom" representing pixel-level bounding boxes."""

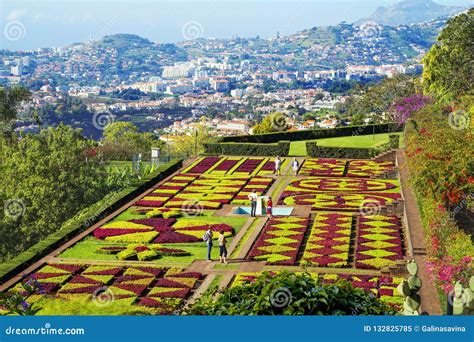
[
  {"left": 0, "top": 86, "right": 31, "bottom": 139},
  {"left": 422, "top": 8, "right": 474, "bottom": 103}
]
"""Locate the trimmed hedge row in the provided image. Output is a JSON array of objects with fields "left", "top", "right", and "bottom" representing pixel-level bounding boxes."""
[
  {"left": 0, "top": 159, "right": 183, "bottom": 283},
  {"left": 306, "top": 134, "right": 400, "bottom": 159},
  {"left": 219, "top": 123, "right": 402, "bottom": 144},
  {"left": 203, "top": 141, "right": 291, "bottom": 156}
]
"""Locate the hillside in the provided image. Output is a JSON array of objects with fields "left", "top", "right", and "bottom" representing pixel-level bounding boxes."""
[{"left": 356, "top": 0, "right": 470, "bottom": 26}]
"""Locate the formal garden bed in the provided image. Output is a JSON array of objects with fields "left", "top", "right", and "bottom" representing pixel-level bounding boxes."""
[{"left": 1, "top": 155, "right": 411, "bottom": 315}]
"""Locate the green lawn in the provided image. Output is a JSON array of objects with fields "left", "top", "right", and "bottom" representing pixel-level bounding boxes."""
[
  {"left": 59, "top": 215, "right": 248, "bottom": 266},
  {"left": 289, "top": 133, "right": 403, "bottom": 156}
]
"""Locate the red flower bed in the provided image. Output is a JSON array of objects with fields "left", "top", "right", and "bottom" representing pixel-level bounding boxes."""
[
  {"left": 113, "top": 283, "right": 148, "bottom": 296},
  {"left": 186, "top": 157, "right": 221, "bottom": 174},
  {"left": 83, "top": 267, "right": 123, "bottom": 276},
  {"left": 134, "top": 200, "right": 166, "bottom": 207},
  {"left": 69, "top": 275, "right": 103, "bottom": 285},
  {"left": 153, "top": 278, "right": 189, "bottom": 288},
  {"left": 60, "top": 285, "right": 101, "bottom": 294},
  {"left": 49, "top": 264, "right": 83, "bottom": 274},
  {"left": 93, "top": 228, "right": 150, "bottom": 239},
  {"left": 149, "top": 288, "right": 190, "bottom": 298},
  {"left": 153, "top": 231, "right": 201, "bottom": 243}
]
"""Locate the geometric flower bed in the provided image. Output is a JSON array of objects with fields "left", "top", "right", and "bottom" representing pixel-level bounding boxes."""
[
  {"left": 283, "top": 177, "right": 399, "bottom": 194},
  {"left": 301, "top": 213, "right": 353, "bottom": 267},
  {"left": 163, "top": 175, "right": 247, "bottom": 209},
  {"left": 155, "top": 175, "right": 274, "bottom": 210},
  {"left": 231, "top": 177, "right": 274, "bottom": 205},
  {"left": 96, "top": 244, "right": 191, "bottom": 261},
  {"left": 247, "top": 217, "right": 310, "bottom": 265},
  {"left": 347, "top": 160, "right": 395, "bottom": 178},
  {"left": 9, "top": 263, "right": 203, "bottom": 315},
  {"left": 134, "top": 174, "right": 198, "bottom": 207},
  {"left": 282, "top": 192, "right": 401, "bottom": 212},
  {"left": 183, "top": 156, "right": 285, "bottom": 176},
  {"left": 299, "top": 158, "right": 347, "bottom": 177},
  {"left": 93, "top": 218, "right": 234, "bottom": 244},
  {"left": 355, "top": 215, "right": 404, "bottom": 269}
]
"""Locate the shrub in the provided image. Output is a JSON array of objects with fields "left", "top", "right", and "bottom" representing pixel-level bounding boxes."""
[
  {"left": 184, "top": 272, "right": 397, "bottom": 315},
  {"left": 203, "top": 141, "right": 290, "bottom": 156}
]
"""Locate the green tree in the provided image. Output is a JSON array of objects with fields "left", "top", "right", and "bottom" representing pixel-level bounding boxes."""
[
  {"left": 252, "top": 112, "right": 289, "bottom": 134},
  {"left": 0, "top": 124, "right": 113, "bottom": 261},
  {"left": 422, "top": 8, "right": 474, "bottom": 103},
  {"left": 0, "top": 86, "right": 31, "bottom": 140},
  {"left": 169, "top": 118, "right": 215, "bottom": 157},
  {"left": 101, "top": 122, "right": 164, "bottom": 160}
]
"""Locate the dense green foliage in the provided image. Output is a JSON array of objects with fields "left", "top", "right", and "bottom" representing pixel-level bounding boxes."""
[
  {"left": 185, "top": 272, "right": 396, "bottom": 315},
  {"left": 336, "top": 75, "right": 417, "bottom": 121},
  {"left": 204, "top": 141, "right": 290, "bottom": 156},
  {"left": 422, "top": 8, "right": 474, "bottom": 103},
  {"left": 0, "top": 125, "right": 117, "bottom": 262},
  {"left": 0, "top": 86, "right": 31, "bottom": 139},
  {"left": 100, "top": 122, "right": 164, "bottom": 160},
  {"left": 252, "top": 112, "right": 289, "bottom": 135},
  {"left": 405, "top": 9, "right": 473, "bottom": 296},
  {"left": 0, "top": 159, "right": 182, "bottom": 281},
  {"left": 220, "top": 123, "right": 401, "bottom": 144}
]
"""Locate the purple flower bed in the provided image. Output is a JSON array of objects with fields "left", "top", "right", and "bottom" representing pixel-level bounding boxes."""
[
  {"left": 83, "top": 267, "right": 123, "bottom": 276},
  {"left": 153, "top": 231, "right": 201, "bottom": 243},
  {"left": 93, "top": 228, "right": 150, "bottom": 239},
  {"left": 153, "top": 278, "right": 189, "bottom": 288},
  {"left": 134, "top": 200, "right": 166, "bottom": 207},
  {"left": 69, "top": 275, "right": 103, "bottom": 285},
  {"left": 113, "top": 283, "right": 148, "bottom": 296},
  {"left": 49, "top": 264, "right": 83, "bottom": 274},
  {"left": 149, "top": 288, "right": 190, "bottom": 298},
  {"left": 187, "top": 157, "right": 221, "bottom": 174},
  {"left": 168, "top": 271, "right": 202, "bottom": 279}
]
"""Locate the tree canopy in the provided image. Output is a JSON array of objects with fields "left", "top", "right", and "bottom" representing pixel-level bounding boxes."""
[{"left": 422, "top": 8, "right": 474, "bottom": 103}]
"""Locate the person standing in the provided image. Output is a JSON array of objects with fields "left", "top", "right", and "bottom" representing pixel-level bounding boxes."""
[
  {"left": 218, "top": 230, "right": 228, "bottom": 264},
  {"left": 274, "top": 156, "right": 282, "bottom": 176},
  {"left": 292, "top": 158, "right": 300, "bottom": 176},
  {"left": 266, "top": 196, "right": 273, "bottom": 218},
  {"left": 203, "top": 227, "right": 213, "bottom": 262},
  {"left": 248, "top": 189, "right": 258, "bottom": 217}
]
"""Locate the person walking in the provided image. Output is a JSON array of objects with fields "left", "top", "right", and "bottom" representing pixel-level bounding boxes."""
[
  {"left": 292, "top": 158, "right": 300, "bottom": 176},
  {"left": 203, "top": 227, "right": 213, "bottom": 262},
  {"left": 274, "top": 156, "right": 282, "bottom": 176},
  {"left": 248, "top": 189, "right": 258, "bottom": 217},
  {"left": 218, "top": 230, "right": 228, "bottom": 264},
  {"left": 266, "top": 196, "right": 273, "bottom": 218}
]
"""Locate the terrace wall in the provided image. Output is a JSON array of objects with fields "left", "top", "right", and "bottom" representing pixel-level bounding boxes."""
[
  {"left": 306, "top": 134, "right": 400, "bottom": 159},
  {"left": 203, "top": 140, "right": 291, "bottom": 156},
  {"left": 218, "top": 123, "right": 402, "bottom": 144}
]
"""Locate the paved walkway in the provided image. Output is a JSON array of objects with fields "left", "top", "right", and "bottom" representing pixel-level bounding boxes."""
[{"left": 396, "top": 150, "right": 442, "bottom": 314}]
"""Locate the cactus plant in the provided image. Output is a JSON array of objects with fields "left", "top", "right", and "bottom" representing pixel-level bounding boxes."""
[
  {"left": 397, "top": 260, "right": 422, "bottom": 315},
  {"left": 452, "top": 276, "right": 474, "bottom": 315}
]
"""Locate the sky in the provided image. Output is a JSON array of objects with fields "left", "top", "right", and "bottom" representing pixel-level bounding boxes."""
[{"left": 0, "top": 0, "right": 471, "bottom": 50}]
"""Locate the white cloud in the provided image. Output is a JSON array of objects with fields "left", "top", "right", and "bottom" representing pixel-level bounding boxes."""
[{"left": 6, "top": 9, "right": 28, "bottom": 21}]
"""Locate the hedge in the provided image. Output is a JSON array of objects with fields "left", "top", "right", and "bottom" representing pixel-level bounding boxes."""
[
  {"left": 305, "top": 134, "right": 400, "bottom": 159},
  {"left": 203, "top": 141, "right": 291, "bottom": 156},
  {"left": 219, "top": 123, "right": 402, "bottom": 144},
  {"left": 0, "top": 159, "right": 182, "bottom": 283}
]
